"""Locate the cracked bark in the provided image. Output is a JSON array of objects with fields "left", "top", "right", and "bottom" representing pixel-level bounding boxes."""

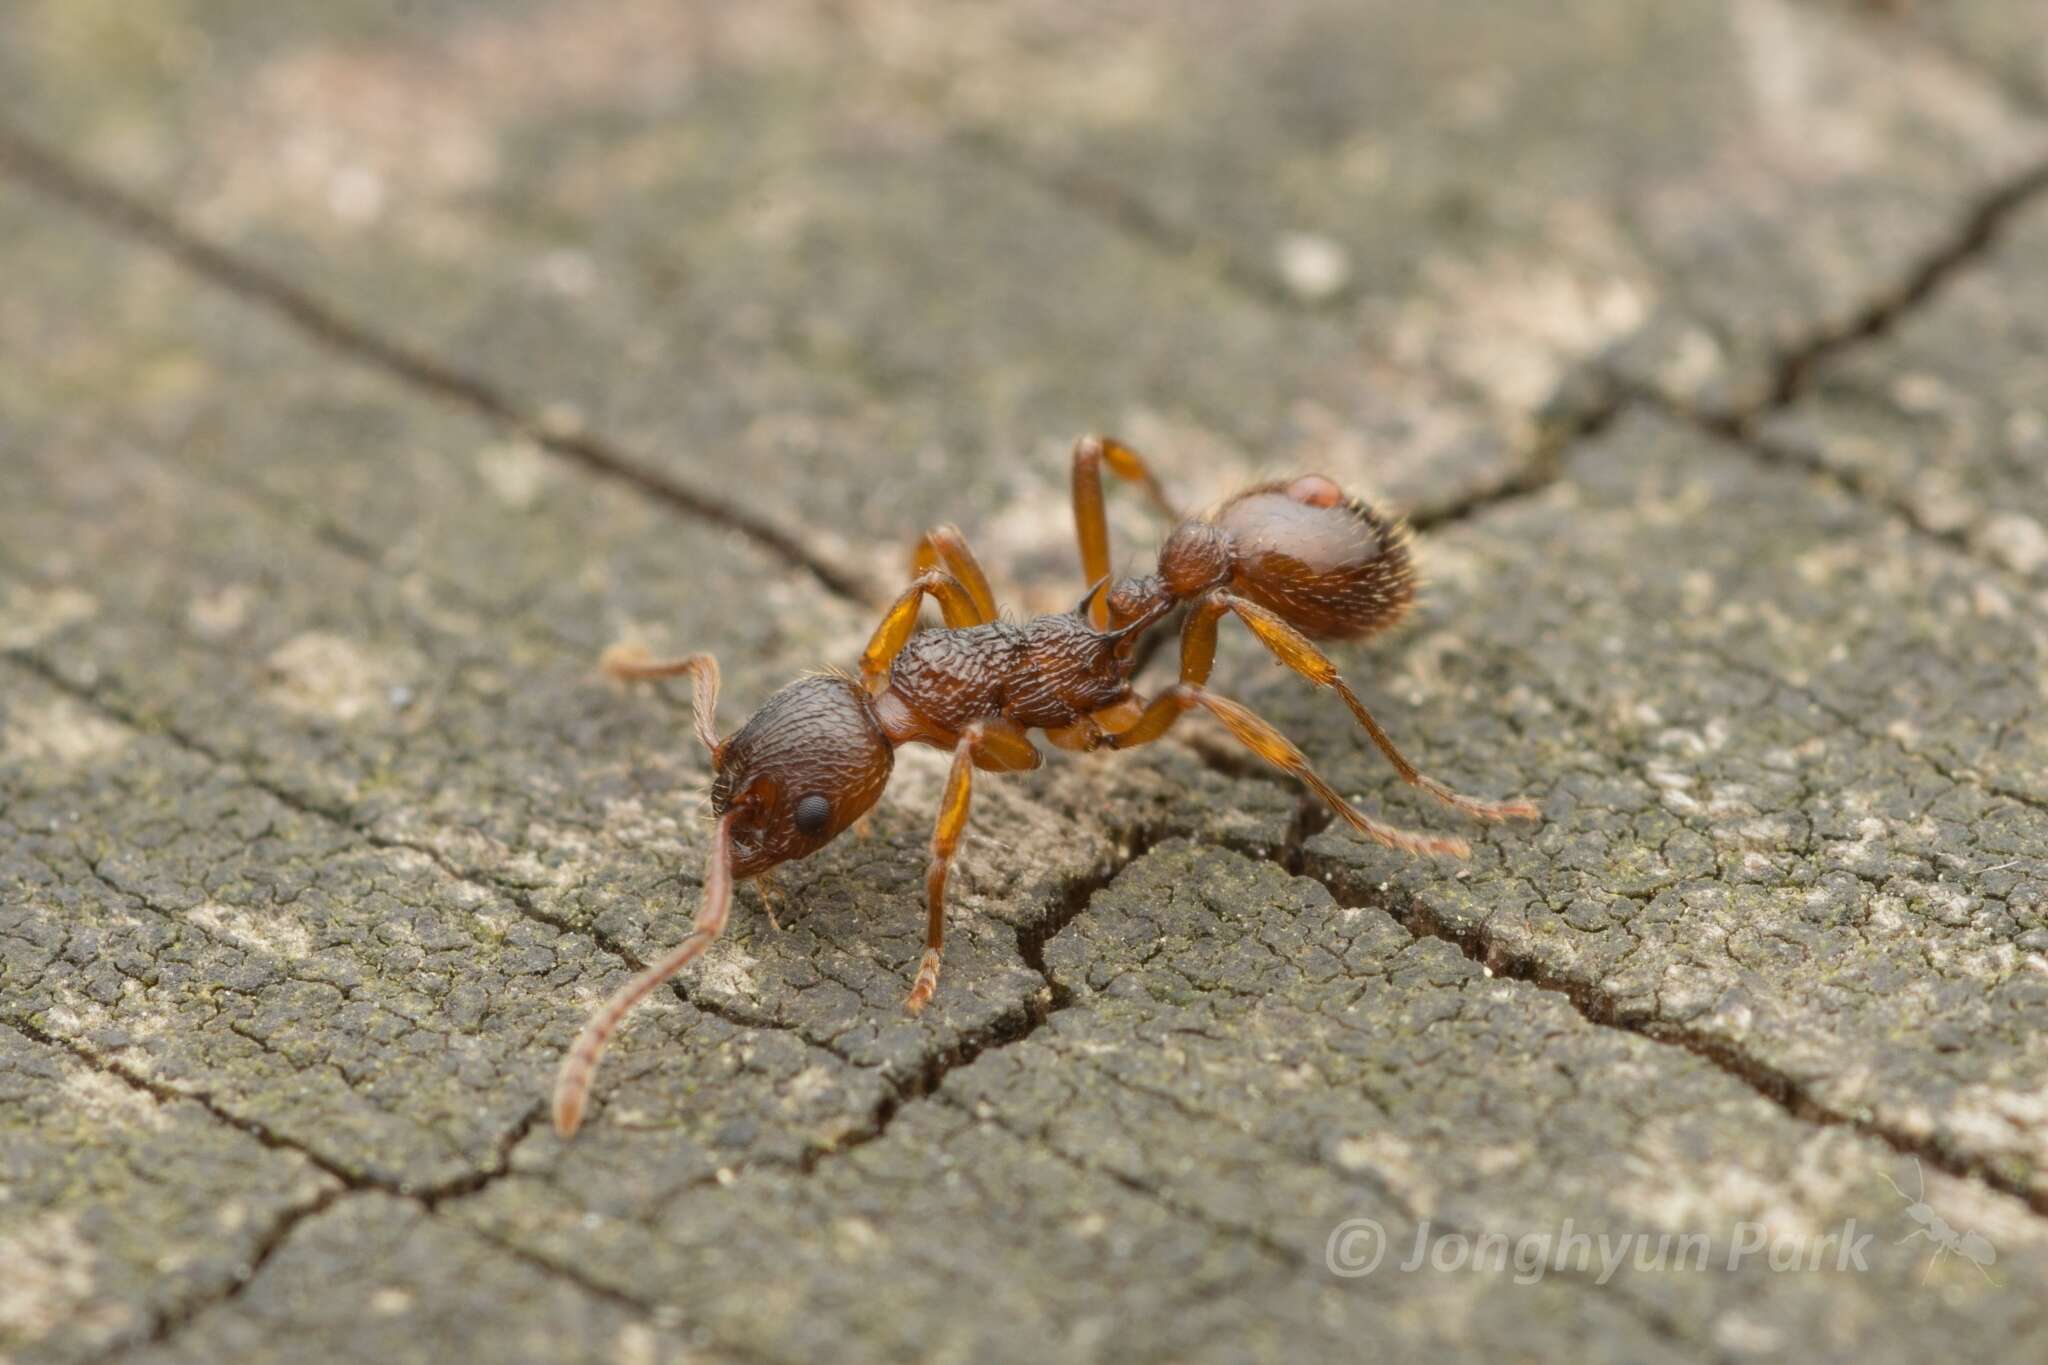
[
  {"left": 1303, "top": 855, "right": 2048, "bottom": 1217},
  {"left": 1752, "top": 155, "right": 2048, "bottom": 411}
]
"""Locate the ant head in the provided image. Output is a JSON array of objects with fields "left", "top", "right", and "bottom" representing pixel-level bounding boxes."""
[{"left": 708, "top": 673, "right": 893, "bottom": 877}]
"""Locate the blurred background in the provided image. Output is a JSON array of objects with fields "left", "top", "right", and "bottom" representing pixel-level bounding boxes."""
[{"left": 8, "top": 0, "right": 2044, "bottom": 607}]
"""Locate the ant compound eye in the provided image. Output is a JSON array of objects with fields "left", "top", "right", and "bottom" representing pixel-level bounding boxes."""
[{"left": 793, "top": 793, "right": 832, "bottom": 838}]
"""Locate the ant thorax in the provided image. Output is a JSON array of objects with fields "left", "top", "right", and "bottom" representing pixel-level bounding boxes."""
[{"left": 880, "top": 611, "right": 1139, "bottom": 739}]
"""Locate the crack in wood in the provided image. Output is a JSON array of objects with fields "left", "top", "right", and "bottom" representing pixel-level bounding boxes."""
[
  {"left": 0, "top": 122, "right": 878, "bottom": 608},
  {"left": 6, "top": 1004, "right": 555, "bottom": 1362},
  {"left": 1756, "top": 157, "right": 2048, "bottom": 412},
  {"left": 1616, "top": 149, "right": 2048, "bottom": 579},
  {"left": 1296, "top": 856, "right": 2048, "bottom": 1221}
]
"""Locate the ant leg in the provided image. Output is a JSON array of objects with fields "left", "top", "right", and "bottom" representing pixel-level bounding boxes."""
[
  {"left": 1218, "top": 593, "right": 1540, "bottom": 823},
  {"left": 1072, "top": 435, "right": 1179, "bottom": 627},
  {"left": 1046, "top": 697, "right": 1145, "bottom": 751},
  {"left": 1044, "top": 716, "right": 1103, "bottom": 753},
  {"left": 755, "top": 868, "right": 787, "bottom": 931},
  {"left": 904, "top": 720, "right": 1033, "bottom": 1009},
  {"left": 598, "top": 645, "right": 721, "bottom": 758},
  {"left": 1111, "top": 684, "right": 1469, "bottom": 857},
  {"left": 1103, "top": 595, "right": 1462, "bottom": 853},
  {"left": 908, "top": 728, "right": 982, "bottom": 1014},
  {"left": 911, "top": 524, "right": 999, "bottom": 624},
  {"left": 553, "top": 810, "right": 738, "bottom": 1137},
  {"left": 859, "top": 570, "right": 984, "bottom": 692},
  {"left": 1109, "top": 597, "right": 1464, "bottom": 856},
  {"left": 1049, "top": 596, "right": 1224, "bottom": 759},
  {"left": 971, "top": 717, "right": 1043, "bottom": 773}
]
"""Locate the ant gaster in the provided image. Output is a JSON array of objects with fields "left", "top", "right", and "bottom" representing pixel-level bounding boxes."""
[{"left": 554, "top": 436, "right": 1541, "bottom": 1136}]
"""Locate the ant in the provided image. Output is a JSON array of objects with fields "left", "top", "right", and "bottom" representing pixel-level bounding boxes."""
[
  {"left": 1879, "top": 1158, "right": 1999, "bottom": 1284},
  {"left": 554, "top": 436, "right": 1541, "bottom": 1136}
]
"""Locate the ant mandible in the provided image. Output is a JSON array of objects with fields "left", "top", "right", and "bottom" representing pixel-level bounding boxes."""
[{"left": 554, "top": 436, "right": 1541, "bottom": 1136}]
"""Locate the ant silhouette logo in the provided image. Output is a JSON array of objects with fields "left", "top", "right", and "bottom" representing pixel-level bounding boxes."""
[{"left": 1879, "top": 1158, "right": 1998, "bottom": 1285}]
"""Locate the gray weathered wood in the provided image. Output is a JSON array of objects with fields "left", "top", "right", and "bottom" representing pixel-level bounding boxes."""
[{"left": 3, "top": 2, "right": 2046, "bottom": 1361}]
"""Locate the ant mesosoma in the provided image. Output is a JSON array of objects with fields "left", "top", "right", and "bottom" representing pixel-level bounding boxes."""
[{"left": 554, "top": 436, "right": 1541, "bottom": 1136}]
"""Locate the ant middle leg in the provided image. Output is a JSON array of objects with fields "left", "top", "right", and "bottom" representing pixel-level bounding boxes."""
[
  {"left": 1072, "top": 435, "right": 1179, "bottom": 627},
  {"left": 1216, "top": 592, "right": 1540, "bottom": 823}
]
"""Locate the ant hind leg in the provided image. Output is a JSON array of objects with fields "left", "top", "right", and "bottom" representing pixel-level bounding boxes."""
[
  {"left": 1108, "top": 598, "right": 1465, "bottom": 856},
  {"left": 1218, "top": 592, "right": 1540, "bottom": 824},
  {"left": 1114, "top": 684, "right": 1469, "bottom": 858}
]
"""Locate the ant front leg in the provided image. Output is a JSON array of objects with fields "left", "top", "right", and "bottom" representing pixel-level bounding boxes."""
[
  {"left": 1072, "top": 435, "right": 1178, "bottom": 627},
  {"left": 905, "top": 717, "right": 1039, "bottom": 1014},
  {"left": 1109, "top": 597, "right": 1470, "bottom": 857},
  {"left": 859, "top": 569, "right": 985, "bottom": 692},
  {"left": 1217, "top": 593, "right": 1541, "bottom": 824},
  {"left": 754, "top": 868, "right": 788, "bottom": 931},
  {"left": 911, "top": 525, "right": 999, "bottom": 624},
  {"left": 909, "top": 727, "right": 974, "bottom": 1013}
]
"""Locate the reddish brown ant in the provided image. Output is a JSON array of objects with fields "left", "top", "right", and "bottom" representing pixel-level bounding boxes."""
[{"left": 554, "top": 436, "right": 1540, "bottom": 1136}]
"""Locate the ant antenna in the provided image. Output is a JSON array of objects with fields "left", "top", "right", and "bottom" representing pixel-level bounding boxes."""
[
  {"left": 553, "top": 809, "right": 738, "bottom": 1137},
  {"left": 600, "top": 645, "right": 723, "bottom": 760}
]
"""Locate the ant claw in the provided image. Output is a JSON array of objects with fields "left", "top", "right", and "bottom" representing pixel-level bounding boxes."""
[{"left": 904, "top": 950, "right": 942, "bottom": 1014}]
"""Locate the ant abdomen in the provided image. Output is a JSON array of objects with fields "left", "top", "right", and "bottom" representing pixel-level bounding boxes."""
[{"left": 1213, "top": 476, "right": 1416, "bottom": 640}]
